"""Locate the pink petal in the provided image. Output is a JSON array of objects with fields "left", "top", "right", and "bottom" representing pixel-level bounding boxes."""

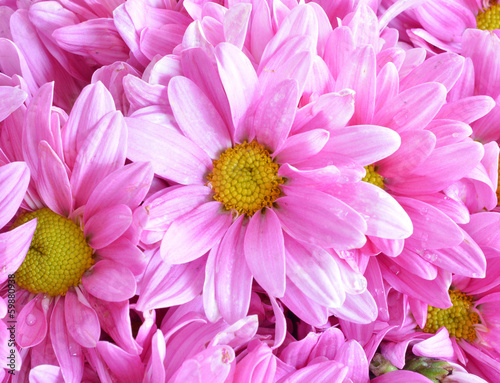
[
  {"left": 330, "top": 290, "right": 378, "bottom": 324},
  {"left": 203, "top": 248, "right": 221, "bottom": 322},
  {"left": 282, "top": 361, "right": 348, "bottom": 383},
  {"left": 96, "top": 341, "right": 144, "bottom": 382},
  {"left": 278, "top": 164, "right": 340, "bottom": 188},
  {"left": 285, "top": 234, "right": 345, "bottom": 307},
  {"left": 36, "top": 141, "right": 72, "bottom": 217},
  {"left": 412, "top": 328, "right": 455, "bottom": 359},
  {"left": 64, "top": 289, "right": 100, "bottom": 348},
  {"left": 390, "top": 248, "right": 438, "bottom": 280},
  {"left": 215, "top": 216, "right": 253, "bottom": 324},
  {"left": 244, "top": 208, "right": 286, "bottom": 297},
  {"left": 168, "top": 76, "right": 231, "bottom": 158},
  {"left": 17, "top": 295, "right": 49, "bottom": 348},
  {"left": 435, "top": 96, "right": 495, "bottom": 124},
  {"left": 0, "top": 161, "right": 30, "bottom": 228},
  {"left": 0, "top": 86, "right": 26, "bottom": 122},
  {"left": 274, "top": 129, "right": 330, "bottom": 164},
  {"left": 29, "top": 365, "right": 64, "bottom": 383},
  {"left": 50, "top": 298, "right": 84, "bottom": 383},
  {"left": 70, "top": 111, "right": 127, "bottom": 208},
  {"left": 250, "top": 0, "right": 273, "bottom": 62},
  {"left": 335, "top": 340, "right": 369, "bottom": 383},
  {"left": 126, "top": 117, "right": 212, "bottom": 185},
  {"left": 82, "top": 260, "right": 136, "bottom": 302},
  {"left": 122, "top": 76, "right": 169, "bottom": 114},
  {"left": 233, "top": 342, "right": 276, "bottom": 383},
  {"left": 161, "top": 201, "right": 232, "bottom": 264},
  {"left": 97, "top": 238, "right": 146, "bottom": 277},
  {"left": 85, "top": 204, "right": 132, "bottom": 250},
  {"left": 223, "top": 3, "right": 251, "bottom": 49},
  {"left": 275, "top": 187, "right": 366, "bottom": 249},
  {"left": 140, "top": 25, "right": 184, "bottom": 60},
  {"left": 371, "top": 370, "right": 434, "bottom": 383},
  {"left": 145, "top": 330, "right": 166, "bottom": 383}
]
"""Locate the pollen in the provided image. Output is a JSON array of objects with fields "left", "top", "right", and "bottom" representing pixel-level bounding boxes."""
[
  {"left": 421, "top": 289, "right": 480, "bottom": 342},
  {"left": 362, "top": 164, "right": 384, "bottom": 189},
  {"left": 10, "top": 208, "right": 94, "bottom": 296},
  {"left": 476, "top": 2, "right": 500, "bottom": 30},
  {"left": 207, "top": 141, "right": 284, "bottom": 216}
]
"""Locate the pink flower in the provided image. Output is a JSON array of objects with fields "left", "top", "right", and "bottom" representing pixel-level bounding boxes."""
[{"left": 0, "top": 81, "right": 153, "bottom": 380}]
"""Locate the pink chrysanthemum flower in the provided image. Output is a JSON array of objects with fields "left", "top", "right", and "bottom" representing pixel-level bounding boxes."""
[{"left": 0, "top": 81, "right": 153, "bottom": 380}]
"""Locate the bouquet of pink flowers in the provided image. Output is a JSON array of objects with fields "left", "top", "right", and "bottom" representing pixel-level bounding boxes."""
[{"left": 1, "top": 0, "right": 499, "bottom": 381}]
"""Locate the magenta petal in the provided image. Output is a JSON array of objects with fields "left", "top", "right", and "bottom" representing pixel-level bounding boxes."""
[
  {"left": 70, "top": 111, "right": 127, "bottom": 207},
  {"left": 0, "top": 219, "right": 36, "bottom": 283},
  {"left": 96, "top": 341, "right": 144, "bottom": 382},
  {"left": 96, "top": 238, "right": 146, "bottom": 277},
  {"left": 390, "top": 248, "right": 438, "bottom": 280},
  {"left": 0, "top": 161, "right": 30, "bottom": 228},
  {"left": 233, "top": 342, "right": 276, "bottom": 383},
  {"left": 0, "top": 86, "right": 26, "bottom": 122},
  {"left": 146, "top": 330, "right": 166, "bottom": 383},
  {"left": 285, "top": 234, "right": 345, "bottom": 308},
  {"left": 64, "top": 289, "right": 100, "bottom": 348},
  {"left": 284, "top": 361, "right": 347, "bottom": 383},
  {"left": 50, "top": 298, "right": 84, "bottom": 383},
  {"left": 161, "top": 201, "right": 232, "bottom": 264},
  {"left": 82, "top": 260, "right": 136, "bottom": 302},
  {"left": 372, "top": 370, "right": 433, "bottom": 383},
  {"left": 17, "top": 295, "right": 49, "bottom": 348},
  {"left": 85, "top": 204, "right": 132, "bottom": 250},
  {"left": 336, "top": 340, "right": 369, "bottom": 383},
  {"left": 412, "top": 328, "right": 455, "bottom": 359},
  {"left": 36, "top": 141, "right": 72, "bottom": 217},
  {"left": 275, "top": 187, "right": 366, "bottom": 249},
  {"left": 274, "top": 129, "right": 329, "bottom": 164},
  {"left": 168, "top": 76, "right": 231, "bottom": 158},
  {"left": 203, "top": 248, "right": 221, "bottom": 322},
  {"left": 215, "top": 216, "right": 253, "bottom": 324},
  {"left": 126, "top": 117, "right": 212, "bottom": 185},
  {"left": 244, "top": 209, "right": 286, "bottom": 297},
  {"left": 435, "top": 95, "right": 495, "bottom": 124}
]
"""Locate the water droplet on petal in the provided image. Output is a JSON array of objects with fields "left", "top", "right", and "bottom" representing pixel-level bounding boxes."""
[
  {"left": 389, "top": 265, "right": 401, "bottom": 275},
  {"left": 25, "top": 313, "right": 37, "bottom": 326}
]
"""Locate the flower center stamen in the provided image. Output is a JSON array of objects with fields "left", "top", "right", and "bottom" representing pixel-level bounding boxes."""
[
  {"left": 362, "top": 164, "right": 384, "bottom": 189},
  {"left": 421, "top": 289, "right": 480, "bottom": 341},
  {"left": 476, "top": 2, "right": 500, "bottom": 30},
  {"left": 11, "top": 208, "right": 94, "bottom": 296},
  {"left": 207, "top": 141, "right": 284, "bottom": 216}
]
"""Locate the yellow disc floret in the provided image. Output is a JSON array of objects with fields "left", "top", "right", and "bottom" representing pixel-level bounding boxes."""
[
  {"left": 362, "top": 164, "right": 384, "bottom": 189},
  {"left": 476, "top": 2, "right": 500, "bottom": 30},
  {"left": 11, "top": 208, "right": 94, "bottom": 296},
  {"left": 421, "top": 289, "right": 480, "bottom": 342},
  {"left": 207, "top": 141, "right": 284, "bottom": 216}
]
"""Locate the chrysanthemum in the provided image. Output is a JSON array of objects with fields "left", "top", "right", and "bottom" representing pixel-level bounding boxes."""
[{"left": 0, "top": 81, "right": 153, "bottom": 380}]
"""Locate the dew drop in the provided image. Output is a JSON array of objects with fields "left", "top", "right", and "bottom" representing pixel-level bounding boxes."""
[
  {"left": 25, "top": 313, "right": 37, "bottom": 326},
  {"left": 379, "top": 307, "right": 389, "bottom": 317},
  {"left": 419, "top": 207, "right": 429, "bottom": 215},
  {"left": 420, "top": 232, "right": 429, "bottom": 242},
  {"left": 389, "top": 265, "right": 400, "bottom": 275}
]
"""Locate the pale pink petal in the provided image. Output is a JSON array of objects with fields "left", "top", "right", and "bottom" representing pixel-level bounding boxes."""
[
  {"left": 282, "top": 361, "right": 348, "bottom": 383},
  {"left": 233, "top": 342, "right": 276, "bottom": 383},
  {"left": 0, "top": 220, "right": 36, "bottom": 283},
  {"left": 435, "top": 96, "right": 495, "bottom": 124},
  {"left": 82, "top": 260, "right": 136, "bottom": 302},
  {"left": 426, "top": 119, "right": 472, "bottom": 147},
  {"left": 84, "top": 204, "right": 132, "bottom": 249},
  {"left": 324, "top": 26, "right": 355, "bottom": 80},
  {"left": 168, "top": 76, "right": 231, "bottom": 158},
  {"left": 390, "top": 247, "right": 438, "bottom": 280},
  {"left": 64, "top": 289, "right": 100, "bottom": 348},
  {"left": 97, "top": 238, "right": 146, "bottom": 277},
  {"left": 126, "top": 117, "right": 212, "bottom": 185},
  {"left": 0, "top": 86, "right": 26, "bottom": 122},
  {"left": 96, "top": 341, "right": 144, "bottom": 382},
  {"left": 140, "top": 25, "right": 184, "bottom": 60},
  {"left": 412, "top": 327, "right": 455, "bottom": 359},
  {"left": 371, "top": 370, "right": 433, "bottom": 383},
  {"left": 250, "top": 79, "right": 298, "bottom": 153},
  {"left": 36, "top": 141, "right": 72, "bottom": 217},
  {"left": 70, "top": 111, "right": 126, "bottom": 207},
  {"left": 161, "top": 201, "right": 232, "bottom": 264},
  {"left": 215, "top": 216, "right": 253, "bottom": 324},
  {"left": 365, "top": 258, "right": 389, "bottom": 321},
  {"left": 278, "top": 164, "right": 340, "bottom": 188},
  {"left": 275, "top": 187, "right": 366, "bottom": 249},
  {"left": 0, "top": 161, "right": 30, "bottom": 228},
  {"left": 250, "top": 0, "right": 273, "bottom": 62},
  {"left": 215, "top": 42, "right": 258, "bottom": 140},
  {"left": 29, "top": 365, "right": 64, "bottom": 383},
  {"left": 285, "top": 233, "right": 345, "bottom": 307},
  {"left": 330, "top": 290, "right": 378, "bottom": 324},
  {"left": 335, "top": 340, "right": 369, "bottom": 383},
  {"left": 136, "top": 252, "right": 205, "bottom": 311},
  {"left": 50, "top": 298, "right": 84, "bottom": 383},
  {"left": 144, "top": 330, "right": 166, "bottom": 383},
  {"left": 223, "top": 3, "right": 251, "bottom": 49},
  {"left": 122, "top": 75, "right": 169, "bottom": 114},
  {"left": 203, "top": 247, "right": 221, "bottom": 322},
  {"left": 17, "top": 295, "right": 49, "bottom": 348},
  {"left": 244, "top": 208, "right": 286, "bottom": 297},
  {"left": 274, "top": 129, "right": 330, "bottom": 165}
]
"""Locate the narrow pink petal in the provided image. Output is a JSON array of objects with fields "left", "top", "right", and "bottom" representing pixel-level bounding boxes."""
[
  {"left": 365, "top": 258, "right": 389, "bottom": 321},
  {"left": 473, "top": 103, "right": 500, "bottom": 143},
  {"left": 375, "top": 62, "right": 399, "bottom": 112},
  {"left": 122, "top": 76, "right": 169, "bottom": 114},
  {"left": 215, "top": 216, "right": 253, "bottom": 324},
  {"left": 283, "top": 361, "right": 347, "bottom": 383},
  {"left": 82, "top": 260, "right": 136, "bottom": 302},
  {"left": 0, "top": 220, "right": 36, "bottom": 283},
  {"left": 336, "top": 340, "right": 369, "bottom": 383},
  {"left": 275, "top": 187, "right": 366, "bottom": 249},
  {"left": 413, "top": 194, "right": 470, "bottom": 224},
  {"left": 330, "top": 290, "right": 378, "bottom": 324},
  {"left": 96, "top": 342, "right": 144, "bottom": 382},
  {"left": 281, "top": 277, "right": 328, "bottom": 326},
  {"left": 85, "top": 204, "right": 132, "bottom": 249},
  {"left": 274, "top": 129, "right": 330, "bottom": 164},
  {"left": 161, "top": 201, "right": 232, "bottom": 264},
  {"left": 136, "top": 252, "right": 205, "bottom": 311},
  {"left": 250, "top": 0, "right": 273, "bottom": 62},
  {"left": 50, "top": 298, "right": 84, "bottom": 383},
  {"left": 0, "top": 86, "right": 26, "bottom": 122},
  {"left": 324, "top": 26, "right": 355, "bottom": 80},
  {"left": 233, "top": 342, "right": 276, "bottom": 383},
  {"left": 168, "top": 76, "right": 231, "bottom": 158},
  {"left": 203, "top": 247, "right": 221, "bottom": 322},
  {"left": 250, "top": 79, "right": 298, "bottom": 152},
  {"left": 84, "top": 161, "right": 153, "bottom": 222},
  {"left": 269, "top": 297, "right": 286, "bottom": 349},
  {"left": 463, "top": 247, "right": 500, "bottom": 295},
  {"left": 145, "top": 330, "right": 166, "bottom": 383},
  {"left": 97, "top": 238, "right": 146, "bottom": 277},
  {"left": 244, "top": 208, "right": 285, "bottom": 297},
  {"left": 215, "top": 42, "right": 258, "bottom": 140},
  {"left": 29, "top": 365, "right": 64, "bottom": 383},
  {"left": 36, "top": 141, "right": 72, "bottom": 217},
  {"left": 17, "top": 295, "right": 49, "bottom": 347},
  {"left": 140, "top": 25, "right": 184, "bottom": 61},
  {"left": 462, "top": 212, "right": 500, "bottom": 248},
  {"left": 371, "top": 370, "right": 433, "bottom": 383},
  {"left": 325, "top": 125, "right": 401, "bottom": 166},
  {"left": 373, "top": 82, "right": 447, "bottom": 133},
  {"left": 285, "top": 234, "right": 345, "bottom": 307},
  {"left": 64, "top": 289, "right": 100, "bottom": 348},
  {"left": 223, "top": 3, "right": 251, "bottom": 49},
  {"left": 0, "top": 161, "right": 30, "bottom": 228},
  {"left": 412, "top": 328, "right": 455, "bottom": 359},
  {"left": 435, "top": 96, "right": 495, "bottom": 124},
  {"left": 278, "top": 164, "right": 340, "bottom": 188},
  {"left": 126, "top": 117, "right": 212, "bottom": 185},
  {"left": 390, "top": 248, "right": 438, "bottom": 280},
  {"left": 148, "top": 55, "right": 182, "bottom": 86},
  {"left": 426, "top": 119, "right": 472, "bottom": 147},
  {"left": 70, "top": 111, "right": 126, "bottom": 207}
]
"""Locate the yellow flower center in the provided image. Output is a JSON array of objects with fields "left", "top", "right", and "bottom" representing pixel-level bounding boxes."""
[
  {"left": 362, "top": 164, "right": 384, "bottom": 189},
  {"left": 207, "top": 141, "right": 284, "bottom": 216},
  {"left": 421, "top": 290, "right": 480, "bottom": 342},
  {"left": 476, "top": 2, "right": 500, "bottom": 30},
  {"left": 11, "top": 208, "right": 94, "bottom": 296}
]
